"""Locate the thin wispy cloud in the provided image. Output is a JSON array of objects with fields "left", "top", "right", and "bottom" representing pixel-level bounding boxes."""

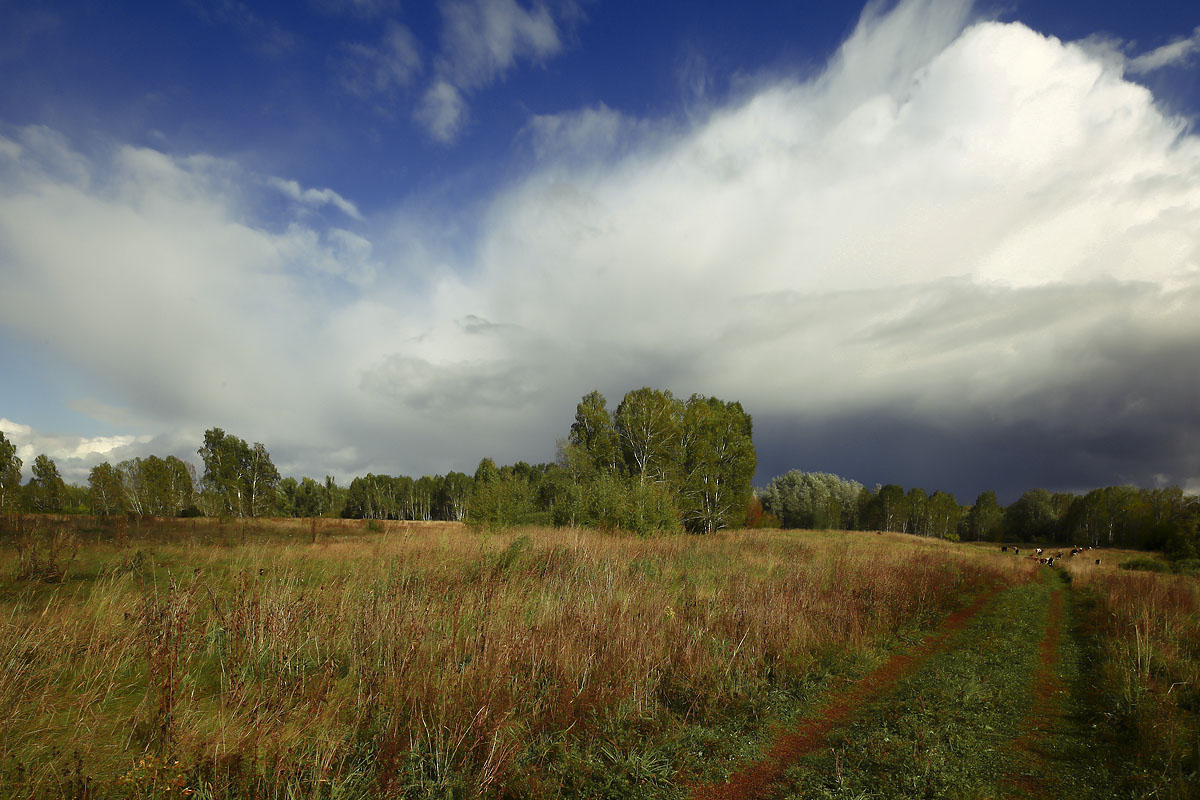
[
  {"left": 415, "top": 79, "right": 469, "bottom": 143},
  {"left": 339, "top": 21, "right": 423, "bottom": 98},
  {"left": 1128, "top": 26, "right": 1200, "bottom": 74},
  {"left": 415, "top": 0, "right": 572, "bottom": 142},
  {"left": 311, "top": 0, "right": 402, "bottom": 19},
  {"left": 188, "top": 0, "right": 299, "bottom": 57},
  {"left": 268, "top": 176, "right": 363, "bottom": 219}
]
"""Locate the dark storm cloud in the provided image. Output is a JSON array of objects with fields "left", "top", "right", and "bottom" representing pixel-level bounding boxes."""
[{"left": 754, "top": 297, "right": 1200, "bottom": 501}]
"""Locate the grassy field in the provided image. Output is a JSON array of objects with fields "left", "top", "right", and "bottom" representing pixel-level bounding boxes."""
[{"left": 0, "top": 518, "right": 1195, "bottom": 798}]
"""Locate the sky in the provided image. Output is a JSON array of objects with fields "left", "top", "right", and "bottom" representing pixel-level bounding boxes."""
[{"left": 1, "top": 0, "right": 1199, "bottom": 502}]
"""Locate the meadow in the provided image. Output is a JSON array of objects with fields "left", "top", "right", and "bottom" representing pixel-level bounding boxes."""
[{"left": 0, "top": 517, "right": 1196, "bottom": 798}]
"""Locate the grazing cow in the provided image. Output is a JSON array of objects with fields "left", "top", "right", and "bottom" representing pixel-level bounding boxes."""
[
  {"left": 1036, "top": 547, "right": 1043, "bottom": 555},
  {"left": 1013, "top": 547, "right": 1020, "bottom": 555},
  {"left": 1095, "top": 558, "right": 1101, "bottom": 565},
  {"left": 1047, "top": 557, "right": 1055, "bottom": 567},
  {"left": 1002, "top": 546, "right": 1008, "bottom": 552}
]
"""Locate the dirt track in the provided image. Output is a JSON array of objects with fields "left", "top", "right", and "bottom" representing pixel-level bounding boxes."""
[
  {"left": 690, "top": 584, "right": 1007, "bottom": 800},
  {"left": 688, "top": 573, "right": 1126, "bottom": 800}
]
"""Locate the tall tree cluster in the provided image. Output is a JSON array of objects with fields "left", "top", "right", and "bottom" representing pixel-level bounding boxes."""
[
  {"left": 26, "top": 454, "right": 69, "bottom": 513},
  {"left": 1003, "top": 485, "right": 1199, "bottom": 556},
  {"left": 340, "top": 471, "right": 474, "bottom": 521},
  {"left": 546, "top": 388, "right": 756, "bottom": 534},
  {"left": 197, "top": 428, "right": 280, "bottom": 517},
  {"left": 88, "top": 456, "right": 195, "bottom": 516},
  {"left": 758, "top": 471, "right": 865, "bottom": 530}
]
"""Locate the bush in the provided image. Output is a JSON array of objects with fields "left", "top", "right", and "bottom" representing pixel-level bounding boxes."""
[
  {"left": 1119, "top": 556, "right": 1168, "bottom": 573},
  {"left": 1174, "top": 558, "right": 1200, "bottom": 577},
  {"left": 467, "top": 475, "right": 534, "bottom": 531}
]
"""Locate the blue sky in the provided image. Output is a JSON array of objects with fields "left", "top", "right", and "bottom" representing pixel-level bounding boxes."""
[{"left": 2, "top": 0, "right": 1200, "bottom": 501}]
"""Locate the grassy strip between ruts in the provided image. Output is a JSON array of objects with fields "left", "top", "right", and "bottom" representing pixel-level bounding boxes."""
[{"left": 772, "top": 571, "right": 1131, "bottom": 800}]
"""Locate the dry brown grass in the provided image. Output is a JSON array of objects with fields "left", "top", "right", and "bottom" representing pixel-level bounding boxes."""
[{"left": 0, "top": 522, "right": 1035, "bottom": 798}]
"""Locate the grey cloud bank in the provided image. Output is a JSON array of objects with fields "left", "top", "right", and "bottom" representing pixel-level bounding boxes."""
[{"left": 1, "top": 0, "right": 1199, "bottom": 499}]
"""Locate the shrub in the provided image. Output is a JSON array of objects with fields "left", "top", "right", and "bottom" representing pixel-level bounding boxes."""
[
  {"left": 1119, "top": 556, "right": 1169, "bottom": 573},
  {"left": 467, "top": 474, "right": 534, "bottom": 531}
]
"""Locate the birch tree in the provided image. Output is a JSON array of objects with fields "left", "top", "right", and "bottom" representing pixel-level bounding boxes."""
[
  {"left": 678, "top": 395, "right": 756, "bottom": 533},
  {"left": 27, "top": 454, "right": 68, "bottom": 513},
  {"left": 614, "top": 387, "right": 682, "bottom": 485},
  {"left": 569, "top": 390, "right": 621, "bottom": 475},
  {"left": 88, "top": 462, "right": 125, "bottom": 515}
]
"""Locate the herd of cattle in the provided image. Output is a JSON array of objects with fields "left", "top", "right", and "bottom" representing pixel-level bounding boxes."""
[{"left": 999, "top": 544, "right": 1101, "bottom": 566}]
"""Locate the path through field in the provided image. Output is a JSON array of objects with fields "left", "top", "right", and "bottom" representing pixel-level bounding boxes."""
[{"left": 689, "top": 571, "right": 1130, "bottom": 800}]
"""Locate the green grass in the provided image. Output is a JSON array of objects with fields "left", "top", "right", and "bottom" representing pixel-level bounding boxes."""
[{"left": 775, "top": 571, "right": 1130, "bottom": 799}]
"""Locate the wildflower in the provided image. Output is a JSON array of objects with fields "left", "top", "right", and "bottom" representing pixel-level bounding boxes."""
[{"left": 665, "top": 606, "right": 675, "bottom": 619}]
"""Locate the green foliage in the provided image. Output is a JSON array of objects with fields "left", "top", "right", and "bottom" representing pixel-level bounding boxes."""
[
  {"left": 925, "top": 490, "right": 961, "bottom": 540},
  {"left": 466, "top": 473, "right": 534, "bottom": 531},
  {"left": 677, "top": 395, "right": 756, "bottom": 533},
  {"left": 473, "top": 457, "right": 499, "bottom": 484},
  {"left": 614, "top": 387, "right": 683, "bottom": 485},
  {"left": 341, "top": 471, "right": 471, "bottom": 521},
  {"left": 1119, "top": 556, "right": 1169, "bottom": 573},
  {"left": 88, "top": 461, "right": 126, "bottom": 515},
  {"left": 197, "top": 428, "right": 278, "bottom": 517},
  {"left": 869, "top": 484, "right": 908, "bottom": 532},
  {"left": 25, "top": 453, "right": 68, "bottom": 513},
  {"left": 761, "top": 471, "right": 865, "bottom": 530},
  {"left": 1003, "top": 488, "right": 1058, "bottom": 541},
  {"left": 967, "top": 490, "right": 1004, "bottom": 541},
  {"left": 557, "top": 388, "right": 755, "bottom": 534},
  {"left": 0, "top": 430, "right": 22, "bottom": 513},
  {"left": 569, "top": 390, "right": 621, "bottom": 475},
  {"left": 110, "top": 455, "right": 195, "bottom": 517}
]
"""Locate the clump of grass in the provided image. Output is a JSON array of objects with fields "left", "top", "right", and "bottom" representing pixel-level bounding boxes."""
[
  {"left": 1062, "top": 560, "right": 1200, "bottom": 797},
  {"left": 12, "top": 527, "right": 79, "bottom": 582}
]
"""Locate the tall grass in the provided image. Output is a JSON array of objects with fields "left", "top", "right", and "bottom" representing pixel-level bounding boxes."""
[
  {"left": 1, "top": 522, "right": 1033, "bottom": 798},
  {"left": 1062, "top": 558, "right": 1200, "bottom": 797}
]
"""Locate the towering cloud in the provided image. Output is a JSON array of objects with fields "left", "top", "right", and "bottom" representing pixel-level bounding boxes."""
[{"left": 2, "top": 0, "right": 1198, "bottom": 497}]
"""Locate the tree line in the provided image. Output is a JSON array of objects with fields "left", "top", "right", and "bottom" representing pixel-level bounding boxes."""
[
  {"left": 2, "top": 399, "right": 1197, "bottom": 557},
  {"left": 757, "top": 470, "right": 1199, "bottom": 559}
]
